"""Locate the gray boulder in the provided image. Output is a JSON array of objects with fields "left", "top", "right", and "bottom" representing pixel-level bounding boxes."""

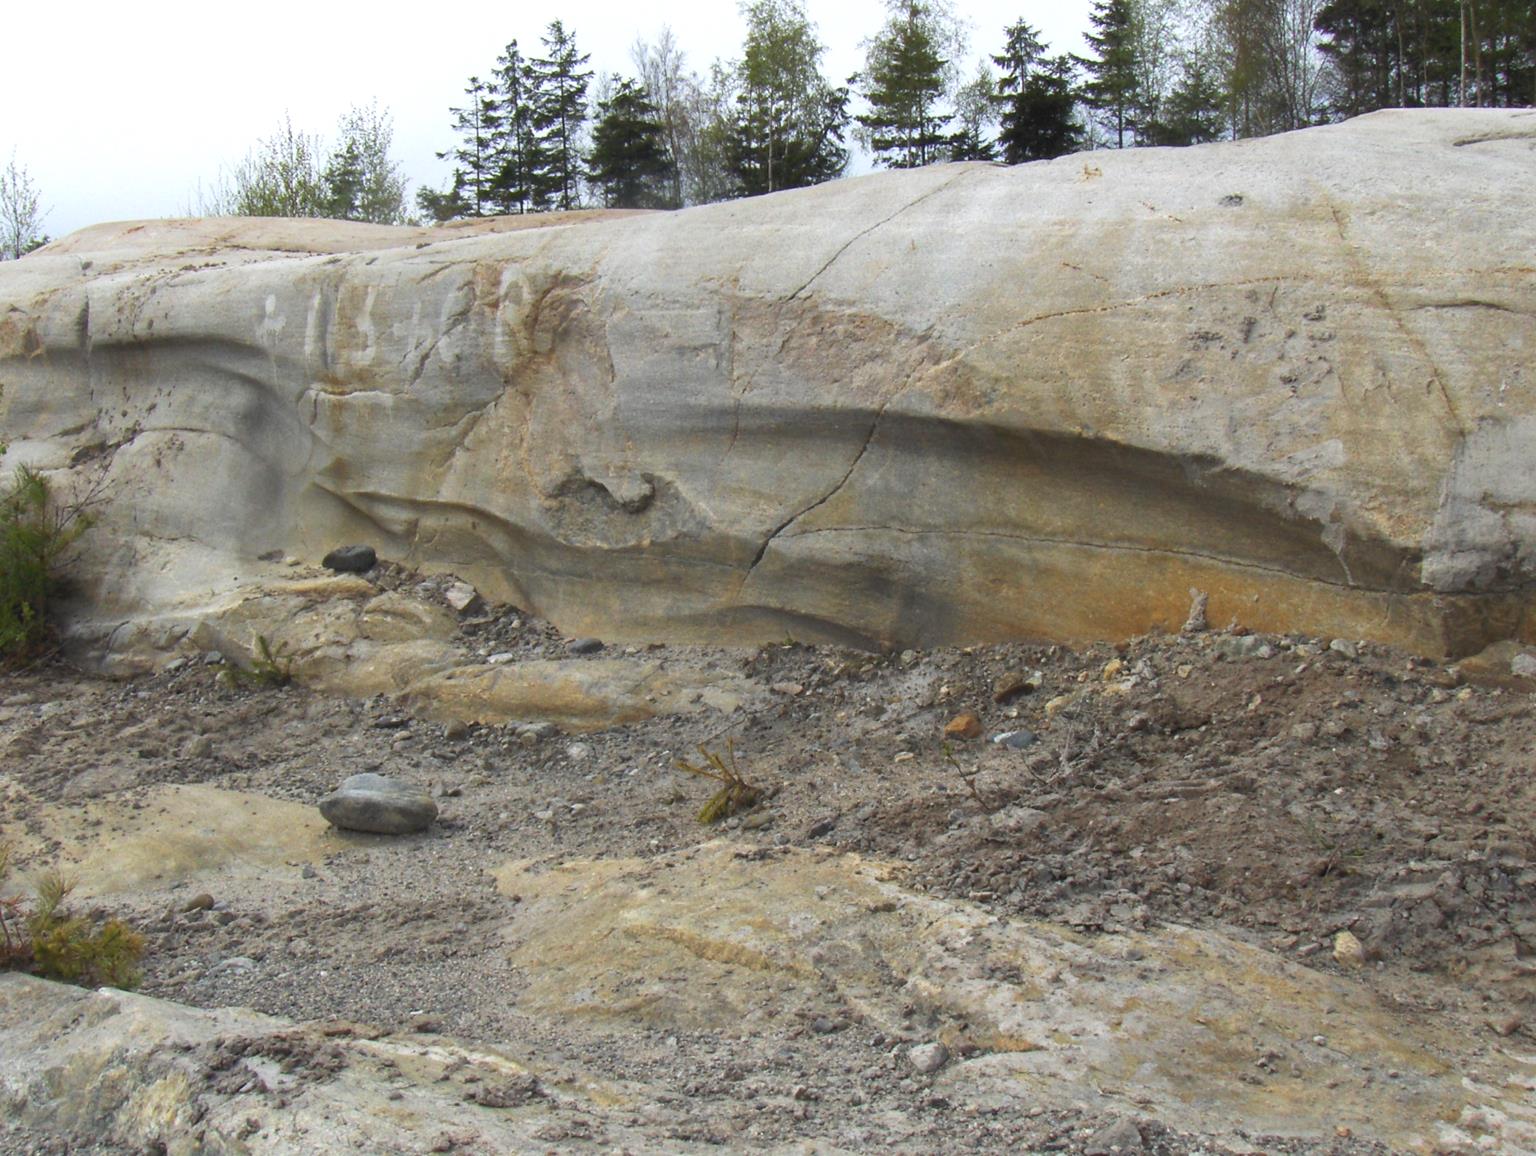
[{"left": 319, "top": 773, "right": 437, "bottom": 835}]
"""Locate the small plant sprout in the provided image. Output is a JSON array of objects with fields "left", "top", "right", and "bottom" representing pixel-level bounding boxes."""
[
  {"left": 673, "top": 739, "right": 764, "bottom": 825},
  {"left": 0, "top": 844, "right": 145, "bottom": 989},
  {"left": 943, "top": 741, "right": 1001, "bottom": 813},
  {"left": 217, "top": 633, "right": 295, "bottom": 690}
]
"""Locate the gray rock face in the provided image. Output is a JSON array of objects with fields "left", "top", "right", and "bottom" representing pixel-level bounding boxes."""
[
  {"left": 3, "top": 111, "right": 1535, "bottom": 659},
  {"left": 318, "top": 773, "right": 437, "bottom": 834}
]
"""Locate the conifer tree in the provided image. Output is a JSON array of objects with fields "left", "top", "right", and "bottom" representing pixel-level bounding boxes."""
[
  {"left": 528, "top": 20, "right": 593, "bottom": 211},
  {"left": 588, "top": 79, "right": 679, "bottom": 208},
  {"left": 437, "top": 77, "right": 501, "bottom": 216},
  {"left": 728, "top": 0, "right": 850, "bottom": 196},
  {"left": 1077, "top": 0, "right": 1140, "bottom": 146},
  {"left": 993, "top": 22, "right": 1083, "bottom": 163},
  {"left": 487, "top": 40, "right": 541, "bottom": 214},
  {"left": 856, "top": 0, "right": 953, "bottom": 168}
]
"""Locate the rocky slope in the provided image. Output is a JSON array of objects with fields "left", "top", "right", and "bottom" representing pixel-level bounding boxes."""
[{"left": 3, "top": 110, "right": 1534, "bottom": 661}]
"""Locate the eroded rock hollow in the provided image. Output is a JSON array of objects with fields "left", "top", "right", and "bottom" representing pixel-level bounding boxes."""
[{"left": 2, "top": 109, "right": 1533, "bottom": 659}]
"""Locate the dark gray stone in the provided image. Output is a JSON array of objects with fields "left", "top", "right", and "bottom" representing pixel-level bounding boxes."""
[
  {"left": 322, "top": 545, "right": 377, "bottom": 573},
  {"left": 566, "top": 637, "right": 604, "bottom": 655},
  {"left": 319, "top": 773, "right": 437, "bottom": 835}
]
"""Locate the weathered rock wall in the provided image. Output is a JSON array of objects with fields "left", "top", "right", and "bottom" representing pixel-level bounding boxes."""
[{"left": 2, "top": 109, "right": 1534, "bottom": 658}]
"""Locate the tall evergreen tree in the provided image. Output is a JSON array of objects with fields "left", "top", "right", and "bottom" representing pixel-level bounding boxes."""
[
  {"left": 728, "top": 0, "right": 850, "bottom": 196},
  {"left": 528, "top": 20, "right": 594, "bottom": 211},
  {"left": 487, "top": 40, "right": 541, "bottom": 214},
  {"left": 437, "top": 77, "right": 500, "bottom": 216},
  {"left": 1078, "top": 0, "right": 1141, "bottom": 146},
  {"left": 856, "top": 0, "right": 954, "bottom": 168},
  {"left": 1143, "top": 54, "right": 1229, "bottom": 143},
  {"left": 993, "top": 22, "right": 1084, "bottom": 163},
  {"left": 587, "top": 78, "right": 680, "bottom": 209}
]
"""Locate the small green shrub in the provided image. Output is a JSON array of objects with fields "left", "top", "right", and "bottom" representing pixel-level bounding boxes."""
[
  {"left": 0, "top": 844, "right": 145, "bottom": 990},
  {"left": 674, "top": 740, "right": 764, "bottom": 825},
  {"left": 0, "top": 460, "right": 98, "bottom": 663},
  {"left": 216, "top": 633, "right": 295, "bottom": 690}
]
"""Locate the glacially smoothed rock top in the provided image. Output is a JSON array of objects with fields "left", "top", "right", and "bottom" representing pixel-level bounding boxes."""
[{"left": 3, "top": 108, "right": 1534, "bottom": 659}]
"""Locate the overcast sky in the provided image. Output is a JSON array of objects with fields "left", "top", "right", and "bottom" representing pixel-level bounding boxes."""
[{"left": 5, "top": 1, "right": 1092, "bottom": 240}]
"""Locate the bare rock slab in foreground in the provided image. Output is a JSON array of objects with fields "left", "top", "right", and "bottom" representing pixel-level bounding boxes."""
[{"left": 3, "top": 110, "right": 1535, "bottom": 658}]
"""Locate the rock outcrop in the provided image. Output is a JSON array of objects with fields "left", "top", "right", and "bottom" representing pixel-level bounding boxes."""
[{"left": 3, "top": 109, "right": 1534, "bottom": 659}]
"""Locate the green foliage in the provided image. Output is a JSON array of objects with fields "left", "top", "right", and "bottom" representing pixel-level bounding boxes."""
[
  {"left": 434, "top": 76, "right": 502, "bottom": 218},
  {"left": 204, "top": 105, "right": 410, "bottom": 223},
  {"left": 993, "top": 22, "right": 1084, "bottom": 163},
  {"left": 856, "top": 0, "right": 956, "bottom": 168},
  {"left": 0, "top": 462, "right": 96, "bottom": 662},
  {"left": 674, "top": 740, "right": 764, "bottom": 825},
  {"left": 527, "top": 20, "right": 595, "bottom": 212},
  {"left": 588, "top": 79, "right": 680, "bottom": 209},
  {"left": 1077, "top": 0, "right": 1141, "bottom": 146},
  {"left": 320, "top": 102, "right": 411, "bottom": 224},
  {"left": 727, "top": 0, "right": 850, "bottom": 196},
  {"left": 0, "top": 846, "right": 145, "bottom": 990},
  {"left": 949, "top": 63, "right": 1000, "bottom": 161},
  {"left": 217, "top": 634, "right": 295, "bottom": 690}
]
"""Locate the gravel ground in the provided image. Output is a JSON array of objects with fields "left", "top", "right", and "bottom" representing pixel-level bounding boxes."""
[{"left": 3, "top": 577, "right": 1533, "bottom": 1154}]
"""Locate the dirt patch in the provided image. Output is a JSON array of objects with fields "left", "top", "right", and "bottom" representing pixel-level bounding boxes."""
[{"left": 2, "top": 570, "right": 1533, "bottom": 1153}]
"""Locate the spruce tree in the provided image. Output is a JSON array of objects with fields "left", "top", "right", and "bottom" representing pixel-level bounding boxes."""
[
  {"left": 1077, "top": 0, "right": 1140, "bottom": 146},
  {"left": 487, "top": 40, "right": 541, "bottom": 215},
  {"left": 587, "top": 79, "right": 679, "bottom": 209},
  {"left": 527, "top": 20, "right": 593, "bottom": 211},
  {"left": 438, "top": 77, "right": 501, "bottom": 216},
  {"left": 993, "top": 22, "right": 1083, "bottom": 164},
  {"left": 856, "top": 0, "right": 952, "bottom": 168}
]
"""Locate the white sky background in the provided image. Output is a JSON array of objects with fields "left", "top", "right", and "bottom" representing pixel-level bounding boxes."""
[{"left": 5, "top": 0, "right": 1092, "bottom": 240}]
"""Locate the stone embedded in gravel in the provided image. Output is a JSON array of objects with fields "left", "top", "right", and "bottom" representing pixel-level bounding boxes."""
[
  {"left": 1086, "top": 1116, "right": 1146, "bottom": 1155},
  {"left": 943, "top": 713, "right": 983, "bottom": 740},
  {"left": 992, "top": 670, "right": 1042, "bottom": 703},
  {"left": 1329, "top": 638, "right": 1360, "bottom": 659},
  {"left": 443, "top": 581, "right": 480, "bottom": 613},
  {"left": 1216, "top": 635, "right": 1274, "bottom": 660},
  {"left": 908, "top": 1041, "right": 949, "bottom": 1075},
  {"left": 319, "top": 773, "right": 438, "bottom": 835},
  {"left": 991, "top": 729, "right": 1038, "bottom": 750},
  {"left": 322, "top": 544, "right": 377, "bottom": 573},
  {"left": 566, "top": 638, "right": 604, "bottom": 655},
  {"left": 1333, "top": 929, "right": 1366, "bottom": 968}
]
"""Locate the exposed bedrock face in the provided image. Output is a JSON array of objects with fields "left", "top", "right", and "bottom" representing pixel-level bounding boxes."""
[{"left": 2, "top": 109, "right": 1534, "bottom": 659}]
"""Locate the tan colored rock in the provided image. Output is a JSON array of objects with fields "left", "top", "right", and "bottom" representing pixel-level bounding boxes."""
[
  {"left": 3, "top": 784, "right": 329, "bottom": 897},
  {"left": 401, "top": 657, "right": 750, "bottom": 730},
  {"left": 4, "top": 111, "right": 1536, "bottom": 659},
  {"left": 944, "top": 712, "right": 984, "bottom": 740},
  {"left": 488, "top": 842, "right": 1529, "bottom": 1149}
]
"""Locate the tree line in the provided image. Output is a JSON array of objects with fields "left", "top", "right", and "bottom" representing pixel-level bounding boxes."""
[
  {"left": 416, "top": 0, "right": 1535, "bottom": 218},
  {"left": 3, "top": 0, "right": 1532, "bottom": 248}
]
